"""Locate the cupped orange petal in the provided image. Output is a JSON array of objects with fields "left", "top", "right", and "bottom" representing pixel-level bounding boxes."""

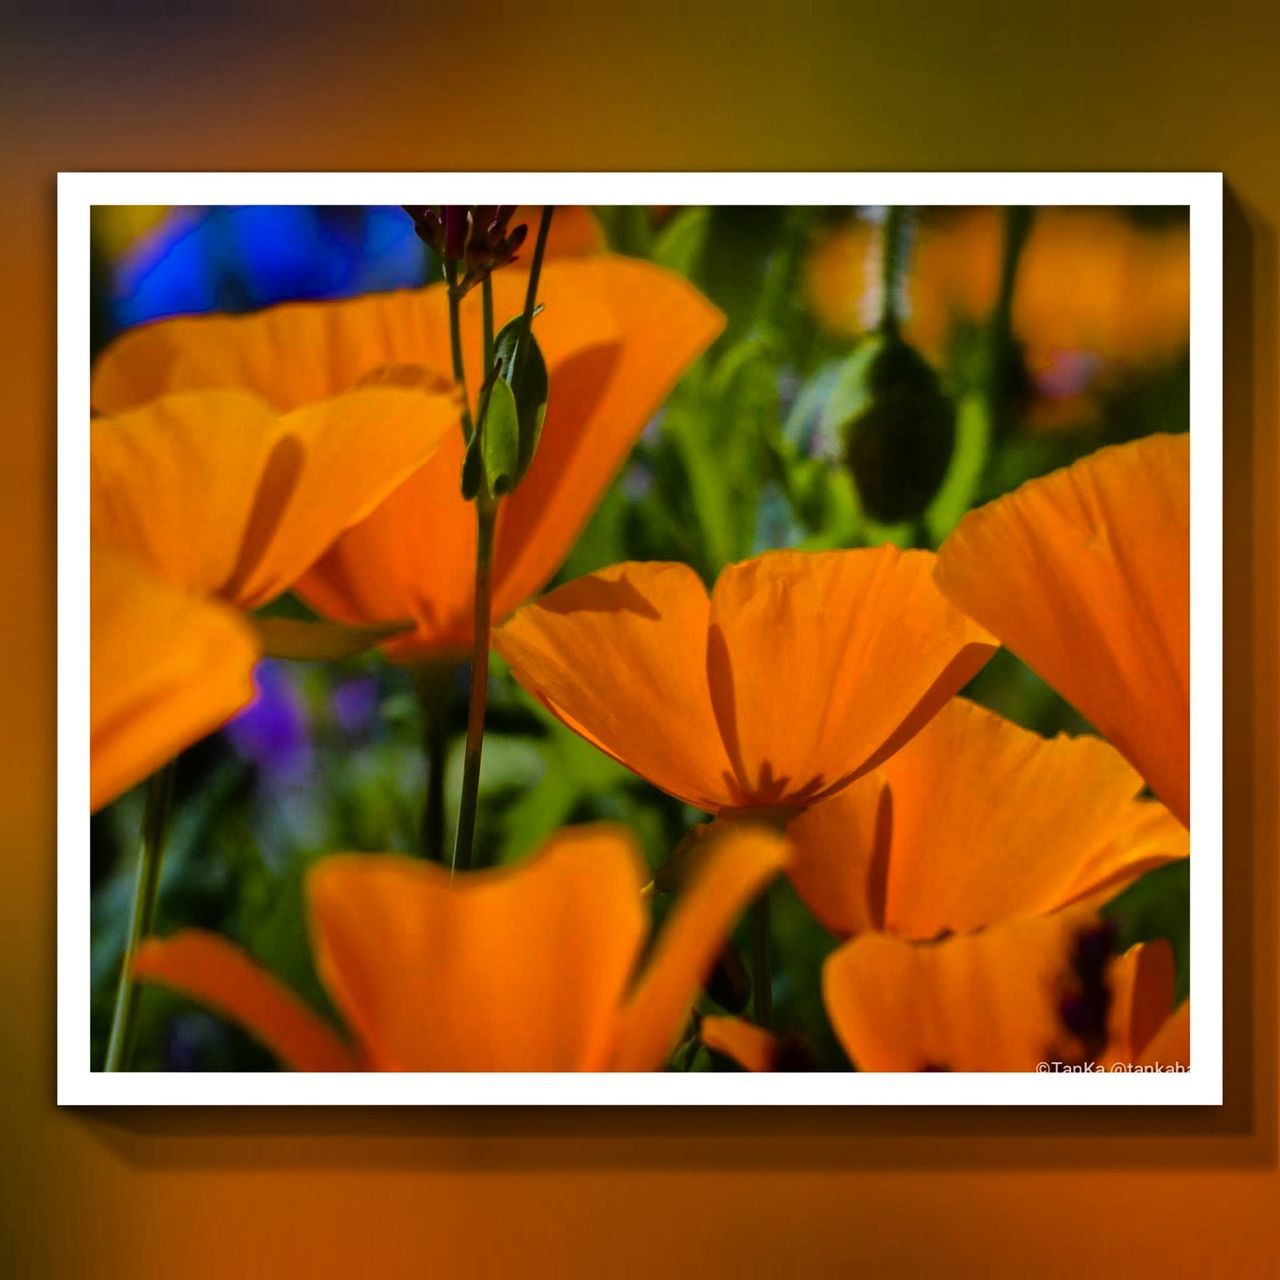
[
  {"left": 610, "top": 825, "right": 789, "bottom": 1070},
  {"left": 823, "top": 911, "right": 1094, "bottom": 1071},
  {"left": 787, "top": 697, "right": 1189, "bottom": 939},
  {"left": 133, "top": 930, "right": 359, "bottom": 1071},
  {"left": 936, "top": 433, "right": 1190, "bottom": 826},
  {"left": 490, "top": 257, "right": 724, "bottom": 618},
  {"left": 707, "top": 549, "right": 996, "bottom": 808},
  {"left": 296, "top": 256, "right": 720, "bottom": 658},
  {"left": 92, "top": 286, "right": 454, "bottom": 414},
  {"left": 700, "top": 1015, "right": 780, "bottom": 1073},
  {"left": 495, "top": 562, "right": 736, "bottom": 811},
  {"left": 91, "top": 387, "right": 458, "bottom": 611},
  {"left": 91, "top": 543, "right": 257, "bottom": 811},
  {"left": 307, "top": 827, "right": 648, "bottom": 1071}
]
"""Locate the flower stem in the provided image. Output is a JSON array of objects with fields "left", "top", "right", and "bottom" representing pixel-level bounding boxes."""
[
  {"left": 879, "top": 205, "right": 910, "bottom": 336},
  {"left": 512, "top": 207, "right": 554, "bottom": 398},
  {"left": 411, "top": 661, "right": 455, "bottom": 861},
  {"left": 448, "top": 210, "right": 553, "bottom": 876},
  {"left": 751, "top": 887, "right": 773, "bottom": 1029},
  {"left": 104, "top": 760, "right": 175, "bottom": 1071},
  {"left": 452, "top": 497, "right": 497, "bottom": 874},
  {"left": 445, "top": 259, "right": 475, "bottom": 443}
]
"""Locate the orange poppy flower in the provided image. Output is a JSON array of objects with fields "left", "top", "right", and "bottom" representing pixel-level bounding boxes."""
[
  {"left": 935, "top": 433, "right": 1190, "bottom": 826},
  {"left": 821, "top": 915, "right": 1188, "bottom": 1072},
  {"left": 704, "top": 921, "right": 1187, "bottom": 1072},
  {"left": 92, "top": 542, "right": 257, "bottom": 811},
  {"left": 92, "top": 256, "right": 723, "bottom": 659},
  {"left": 786, "top": 696, "right": 1188, "bottom": 940},
  {"left": 494, "top": 548, "right": 997, "bottom": 816},
  {"left": 132, "top": 823, "right": 789, "bottom": 1071},
  {"left": 91, "top": 386, "right": 457, "bottom": 610}
]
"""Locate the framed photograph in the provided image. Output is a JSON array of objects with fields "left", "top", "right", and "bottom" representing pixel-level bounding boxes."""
[{"left": 59, "top": 172, "right": 1221, "bottom": 1105}]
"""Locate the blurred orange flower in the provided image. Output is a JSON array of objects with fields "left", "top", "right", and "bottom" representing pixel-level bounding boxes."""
[
  {"left": 705, "top": 922, "right": 1187, "bottom": 1073},
  {"left": 495, "top": 548, "right": 997, "bottom": 815},
  {"left": 91, "top": 542, "right": 258, "bottom": 811},
  {"left": 936, "top": 433, "right": 1190, "bottom": 827},
  {"left": 89, "top": 384, "right": 457, "bottom": 809},
  {"left": 91, "top": 386, "right": 457, "bottom": 610},
  {"left": 806, "top": 207, "right": 1190, "bottom": 374},
  {"left": 821, "top": 916, "right": 1188, "bottom": 1072},
  {"left": 133, "top": 823, "right": 789, "bottom": 1071},
  {"left": 93, "top": 256, "right": 723, "bottom": 659},
  {"left": 786, "top": 696, "right": 1189, "bottom": 939}
]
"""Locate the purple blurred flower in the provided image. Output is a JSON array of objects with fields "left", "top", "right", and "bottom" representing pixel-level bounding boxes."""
[
  {"left": 332, "top": 675, "right": 380, "bottom": 739},
  {"left": 224, "top": 660, "right": 312, "bottom": 785}
]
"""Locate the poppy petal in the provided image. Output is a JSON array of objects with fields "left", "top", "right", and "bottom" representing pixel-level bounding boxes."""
[
  {"left": 700, "top": 1015, "right": 779, "bottom": 1072},
  {"left": 936, "top": 433, "right": 1190, "bottom": 825},
  {"left": 133, "top": 930, "right": 359, "bottom": 1071},
  {"left": 91, "top": 386, "right": 457, "bottom": 609},
  {"left": 823, "top": 912, "right": 1091, "bottom": 1071},
  {"left": 1137, "top": 1000, "right": 1190, "bottom": 1068},
  {"left": 1106, "top": 939, "right": 1177, "bottom": 1064},
  {"left": 307, "top": 828, "right": 647, "bottom": 1071},
  {"left": 495, "top": 562, "right": 737, "bottom": 811},
  {"left": 707, "top": 549, "right": 996, "bottom": 807},
  {"left": 491, "top": 257, "right": 725, "bottom": 618},
  {"left": 91, "top": 543, "right": 257, "bottom": 811},
  {"left": 787, "top": 698, "right": 1189, "bottom": 939},
  {"left": 296, "top": 256, "right": 708, "bottom": 658},
  {"left": 512, "top": 206, "right": 607, "bottom": 258},
  {"left": 93, "top": 287, "right": 455, "bottom": 413},
  {"left": 611, "top": 825, "right": 789, "bottom": 1071}
]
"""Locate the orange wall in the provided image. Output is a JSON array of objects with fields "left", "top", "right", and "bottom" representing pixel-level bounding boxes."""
[{"left": 2, "top": 5, "right": 1276, "bottom": 1274}]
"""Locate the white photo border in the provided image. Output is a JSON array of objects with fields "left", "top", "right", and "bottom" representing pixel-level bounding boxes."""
[{"left": 58, "top": 172, "right": 1224, "bottom": 1106}]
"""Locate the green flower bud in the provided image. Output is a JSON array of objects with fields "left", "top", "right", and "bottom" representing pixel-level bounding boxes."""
[{"left": 826, "top": 331, "right": 955, "bottom": 526}]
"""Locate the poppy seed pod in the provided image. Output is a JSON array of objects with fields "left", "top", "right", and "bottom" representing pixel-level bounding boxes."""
[{"left": 829, "top": 331, "right": 955, "bottom": 526}]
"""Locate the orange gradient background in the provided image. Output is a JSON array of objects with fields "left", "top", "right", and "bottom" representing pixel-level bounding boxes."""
[{"left": 2, "top": 6, "right": 1276, "bottom": 1274}]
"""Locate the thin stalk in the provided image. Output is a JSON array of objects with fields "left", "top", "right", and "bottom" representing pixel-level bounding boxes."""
[
  {"left": 449, "top": 210, "right": 553, "bottom": 876},
  {"left": 445, "top": 259, "right": 476, "bottom": 443},
  {"left": 986, "top": 206, "right": 1033, "bottom": 424},
  {"left": 411, "top": 661, "right": 455, "bottom": 861},
  {"left": 482, "top": 275, "right": 495, "bottom": 382},
  {"left": 104, "top": 761, "right": 176, "bottom": 1071},
  {"left": 751, "top": 888, "right": 773, "bottom": 1029},
  {"left": 512, "top": 207, "right": 554, "bottom": 398},
  {"left": 452, "top": 498, "right": 497, "bottom": 873},
  {"left": 879, "top": 205, "right": 910, "bottom": 336}
]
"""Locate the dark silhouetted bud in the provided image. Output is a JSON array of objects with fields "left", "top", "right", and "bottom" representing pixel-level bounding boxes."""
[
  {"left": 826, "top": 331, "right": 955, "bottom": 525},
  {"left": 402, "top": 205, "right": 529, "bottom": 296}
]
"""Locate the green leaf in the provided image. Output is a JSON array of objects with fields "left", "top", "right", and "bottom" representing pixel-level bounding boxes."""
[
  {"left": 652, "top": 206, "right": 710, "bottom": 278},
  {"left": 252, "top": 616, "right": 413, "bottom": 660},
  {"left": 481, "top": 376, "right": 520, "bottom": 495},
  {"left": 493, "top": 315, "right": 550, "bottom": 483}
]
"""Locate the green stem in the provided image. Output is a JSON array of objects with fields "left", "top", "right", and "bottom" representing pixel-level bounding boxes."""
[
  {"left": 512, "top": 207, "right": 554, "bottom": 399},
  {"left": 482, "top": 275, "right": 495, "bottom": 381},
  {"left": 445, "top": 260, "right": 476, "bottom": 442},
  {"left": 986, "top": 206, "right": 1033, "bottom": 424},
  {"left": 411, "top": 661, "right": 455, "bottom": 861},
  {"left": 751, "top": 888, "right": 773, "bottom": 1029},
  {"left": 879, "top": 206, "right": 910, "bottom": 336},
  {"left": 452, "top": 499, "right": 497, "bottom": 874},
  {"left": 104, "top": 761, "right": 176, "bottom": 1071}
]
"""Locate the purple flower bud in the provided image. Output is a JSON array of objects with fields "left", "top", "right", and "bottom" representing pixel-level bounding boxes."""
[{"left": 443, "top": 206, "right": 469, "bottom": 261}]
